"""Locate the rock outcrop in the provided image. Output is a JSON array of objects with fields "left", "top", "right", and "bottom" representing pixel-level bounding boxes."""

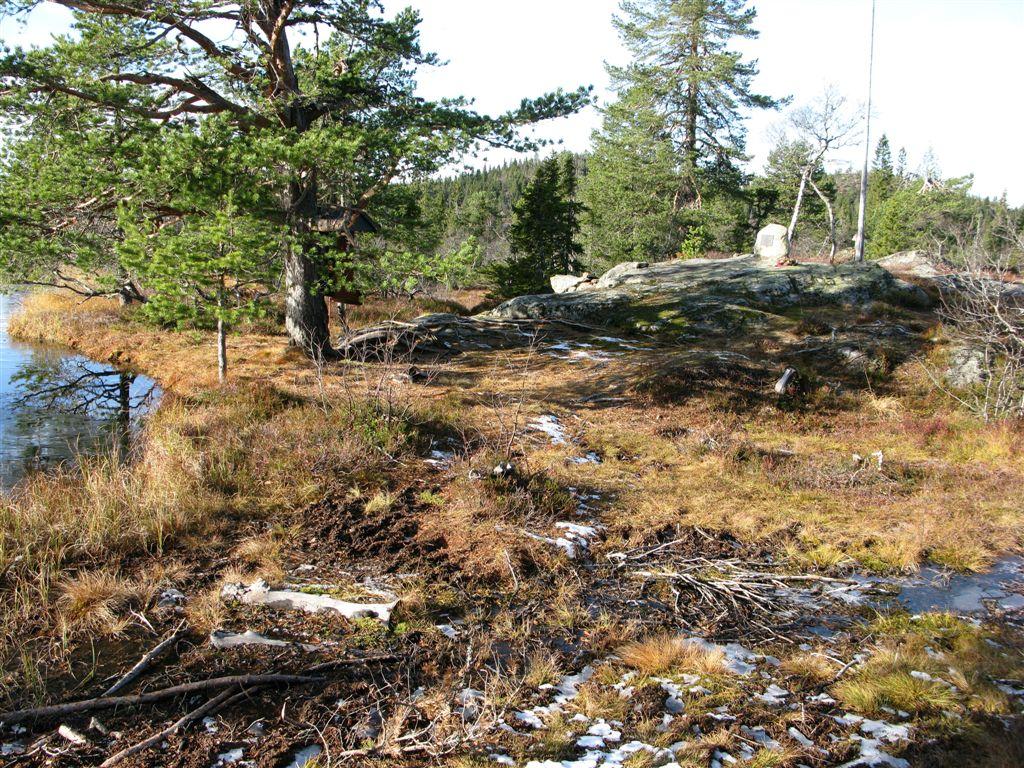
[
  {"left": 487, "top": 255, "right": 930, "bottom": 330},
  {"left": 944, "top": 344, "right": 988, "bottom": 388},
  {"left": 877, "top": 250, "right": 946, "bottom": 280},
  {"left": 550, "top": 273, "right": 595, "bottom": 294},
  {"left": 337, "top": 255, "right": 933, "bottom": 359}
]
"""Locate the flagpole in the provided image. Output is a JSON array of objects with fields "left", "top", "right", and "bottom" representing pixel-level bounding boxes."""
[{"left": 854, "top": 0, "right": 877, "bottom": 263}]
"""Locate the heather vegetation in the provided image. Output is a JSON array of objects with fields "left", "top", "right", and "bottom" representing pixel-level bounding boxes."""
[{"left": 0, "top": 1, "right": 1021, "bottom": 767}]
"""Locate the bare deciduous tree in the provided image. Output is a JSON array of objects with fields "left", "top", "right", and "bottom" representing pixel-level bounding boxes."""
[{"left": 782, "top": 88, "right": 860, "bottom": 261}]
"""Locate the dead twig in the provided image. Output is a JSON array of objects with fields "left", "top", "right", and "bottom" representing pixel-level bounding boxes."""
[{"left": 304, "top": 654, "right": 402, "bottom": 673}]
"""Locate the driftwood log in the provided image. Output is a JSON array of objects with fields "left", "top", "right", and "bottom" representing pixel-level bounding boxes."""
[{"left": 335, "top": 313, "right": 633, "bottom": 361}]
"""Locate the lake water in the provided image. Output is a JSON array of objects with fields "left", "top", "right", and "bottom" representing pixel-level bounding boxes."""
[{"left": 0, "top": 294, "right": 160, "bottom": 491}]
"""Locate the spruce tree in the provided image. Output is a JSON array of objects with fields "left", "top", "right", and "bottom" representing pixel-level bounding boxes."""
[
  {"left": 485, "top": 155, "right": 583, "bottom": 298},
  {"left": 873, "top": 134, "right": 893, "bottom": 173},
  {"left": 896, "top": 148, "right": 909, "bottom": 181},
  {"left": 866, "top": 135, "right": 896, "bottom": 239},
  {"left": 581, "top": 88, "right": 684, "bottom": 266}
]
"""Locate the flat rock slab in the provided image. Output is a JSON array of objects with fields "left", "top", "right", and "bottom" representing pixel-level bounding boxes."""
[{"left": 876, "top": 250, "right": 1024, "bottom": 302}]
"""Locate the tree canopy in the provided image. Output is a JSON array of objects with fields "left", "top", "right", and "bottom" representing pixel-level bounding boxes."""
[
  {"left": 581, "top": 88, "right": 685, "bottom": 267},
  {"left": 0, "top": 0, "right": 590, "bottom": 352},
  {"left": 609, "top": 0, "right": 784, "bottom": 204}
]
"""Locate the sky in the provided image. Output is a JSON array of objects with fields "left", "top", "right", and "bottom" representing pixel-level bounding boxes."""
[{"left": 3, "top": 0, "right": 1022, "bottom": 203}]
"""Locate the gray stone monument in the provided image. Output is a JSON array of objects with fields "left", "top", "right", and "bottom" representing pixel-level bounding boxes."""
[{"left": 754, "top": 224, "right": 789, "bottom": 261}]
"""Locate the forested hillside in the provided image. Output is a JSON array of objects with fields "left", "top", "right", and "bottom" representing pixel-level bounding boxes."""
[
  {"left": 395, "top": 140, "right": 1020, "bottom": 286},
  {"left": 409, "top": 157, "right": 561, "bottom": 266}
]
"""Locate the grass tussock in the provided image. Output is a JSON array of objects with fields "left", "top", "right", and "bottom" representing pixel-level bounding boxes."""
[
  {"left": 57, "top": 569, "right": 153, "bottom": 636},
  {"left": 617, "top": 634, "right": 727, "bottom": 677},
  {"left": 780, "top": 651, "right": 837, "bottom": 687},
  {"left": 524, "top": 651, "right": 563, "bottom": 688},
  {"left": 834, "top": 613, "right": 1024, "bottom": 718},
  {"left": 573, "top": 682, "right": 631, "bottom": 721},
  {"left": 834, "top": 670, "right": 960, "bottom": 715}
]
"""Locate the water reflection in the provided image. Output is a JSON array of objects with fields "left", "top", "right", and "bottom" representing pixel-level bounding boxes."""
[{"left": 0, "top": 294, "right": 160, "bottom": 490}]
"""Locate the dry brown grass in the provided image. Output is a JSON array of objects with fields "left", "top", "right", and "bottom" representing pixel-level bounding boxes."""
[
  {"left": 14, "top": 290, "right": 1024, "bottom": 576},
  {"left": 576, "top": 393, "right": 1024, "bottom": 572},
  {"left": 0, "top": 372, "right": 420, "bottom": 700},
  {"left": 524, "top": 651, "right": 563, "bottom": 688},
  {"left": 779, "top": 651, "right": 837, "bottom": 687},
  {"left": 8, "top": 291, "right": 321, "bottom": 395},
  {"left": 573, "top": 682, "right": 631, "bottom": 721},
  {"left": 6, "top": 287, "right": 1024, "bottom": 731},
  {"left": 617, "top": 633, "right": 727, "bottom": 676},
  {"left": 231, "top": 524, "right": 299, "bottom": 581},
  {"left": 57, "top": 569, "right": 153, "bottom": 636},
  {"left": 184, "top": 586, "right": 228, "bottom": 634},
  {"left": 416, "top": 456, "right": 578, "bottom": 583}
]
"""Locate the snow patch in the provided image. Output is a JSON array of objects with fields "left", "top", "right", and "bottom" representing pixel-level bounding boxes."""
[
  {"left": 283, "top": 745, "right": 323, "bottom": 768},
  {"left": 529, "top": 415, "right": 569, "bottom": 445}
]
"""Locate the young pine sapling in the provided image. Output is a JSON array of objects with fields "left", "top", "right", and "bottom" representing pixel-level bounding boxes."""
[{"left": 119, "top": 197, "right": 284, "bottom": 383}]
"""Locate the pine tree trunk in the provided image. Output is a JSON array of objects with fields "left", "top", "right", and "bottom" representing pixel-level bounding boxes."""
[
  {"left": 682, "top": 13, "right": 701, "bottom": 207},
  {"left": 115, "top": 265, "right": 142, "bottom": 306},
  {"left": 284, "top": 178, "right": 332, "bottom": 356},
  {"left": 217, "top": 276, "right": 227, "bottom": 384}
]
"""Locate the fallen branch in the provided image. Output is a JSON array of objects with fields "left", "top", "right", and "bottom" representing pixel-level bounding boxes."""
[
  {"left": 305, "top": 654, "right": 402, "bottom": 673},
  {"left": 0, "top": 674, "right": 319, "bottom": 725},
  {"left": 102, "top": 622, "right": 188, "bottom": 696},
  {"left": 335, "top": 743, "right": 434, "bottom": 760},
  {"left": 767, "top": 573, "right": 856, "bottom": 585},
  {"left": 99, "top": 686, "right": 240, "bottom": 768}
]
